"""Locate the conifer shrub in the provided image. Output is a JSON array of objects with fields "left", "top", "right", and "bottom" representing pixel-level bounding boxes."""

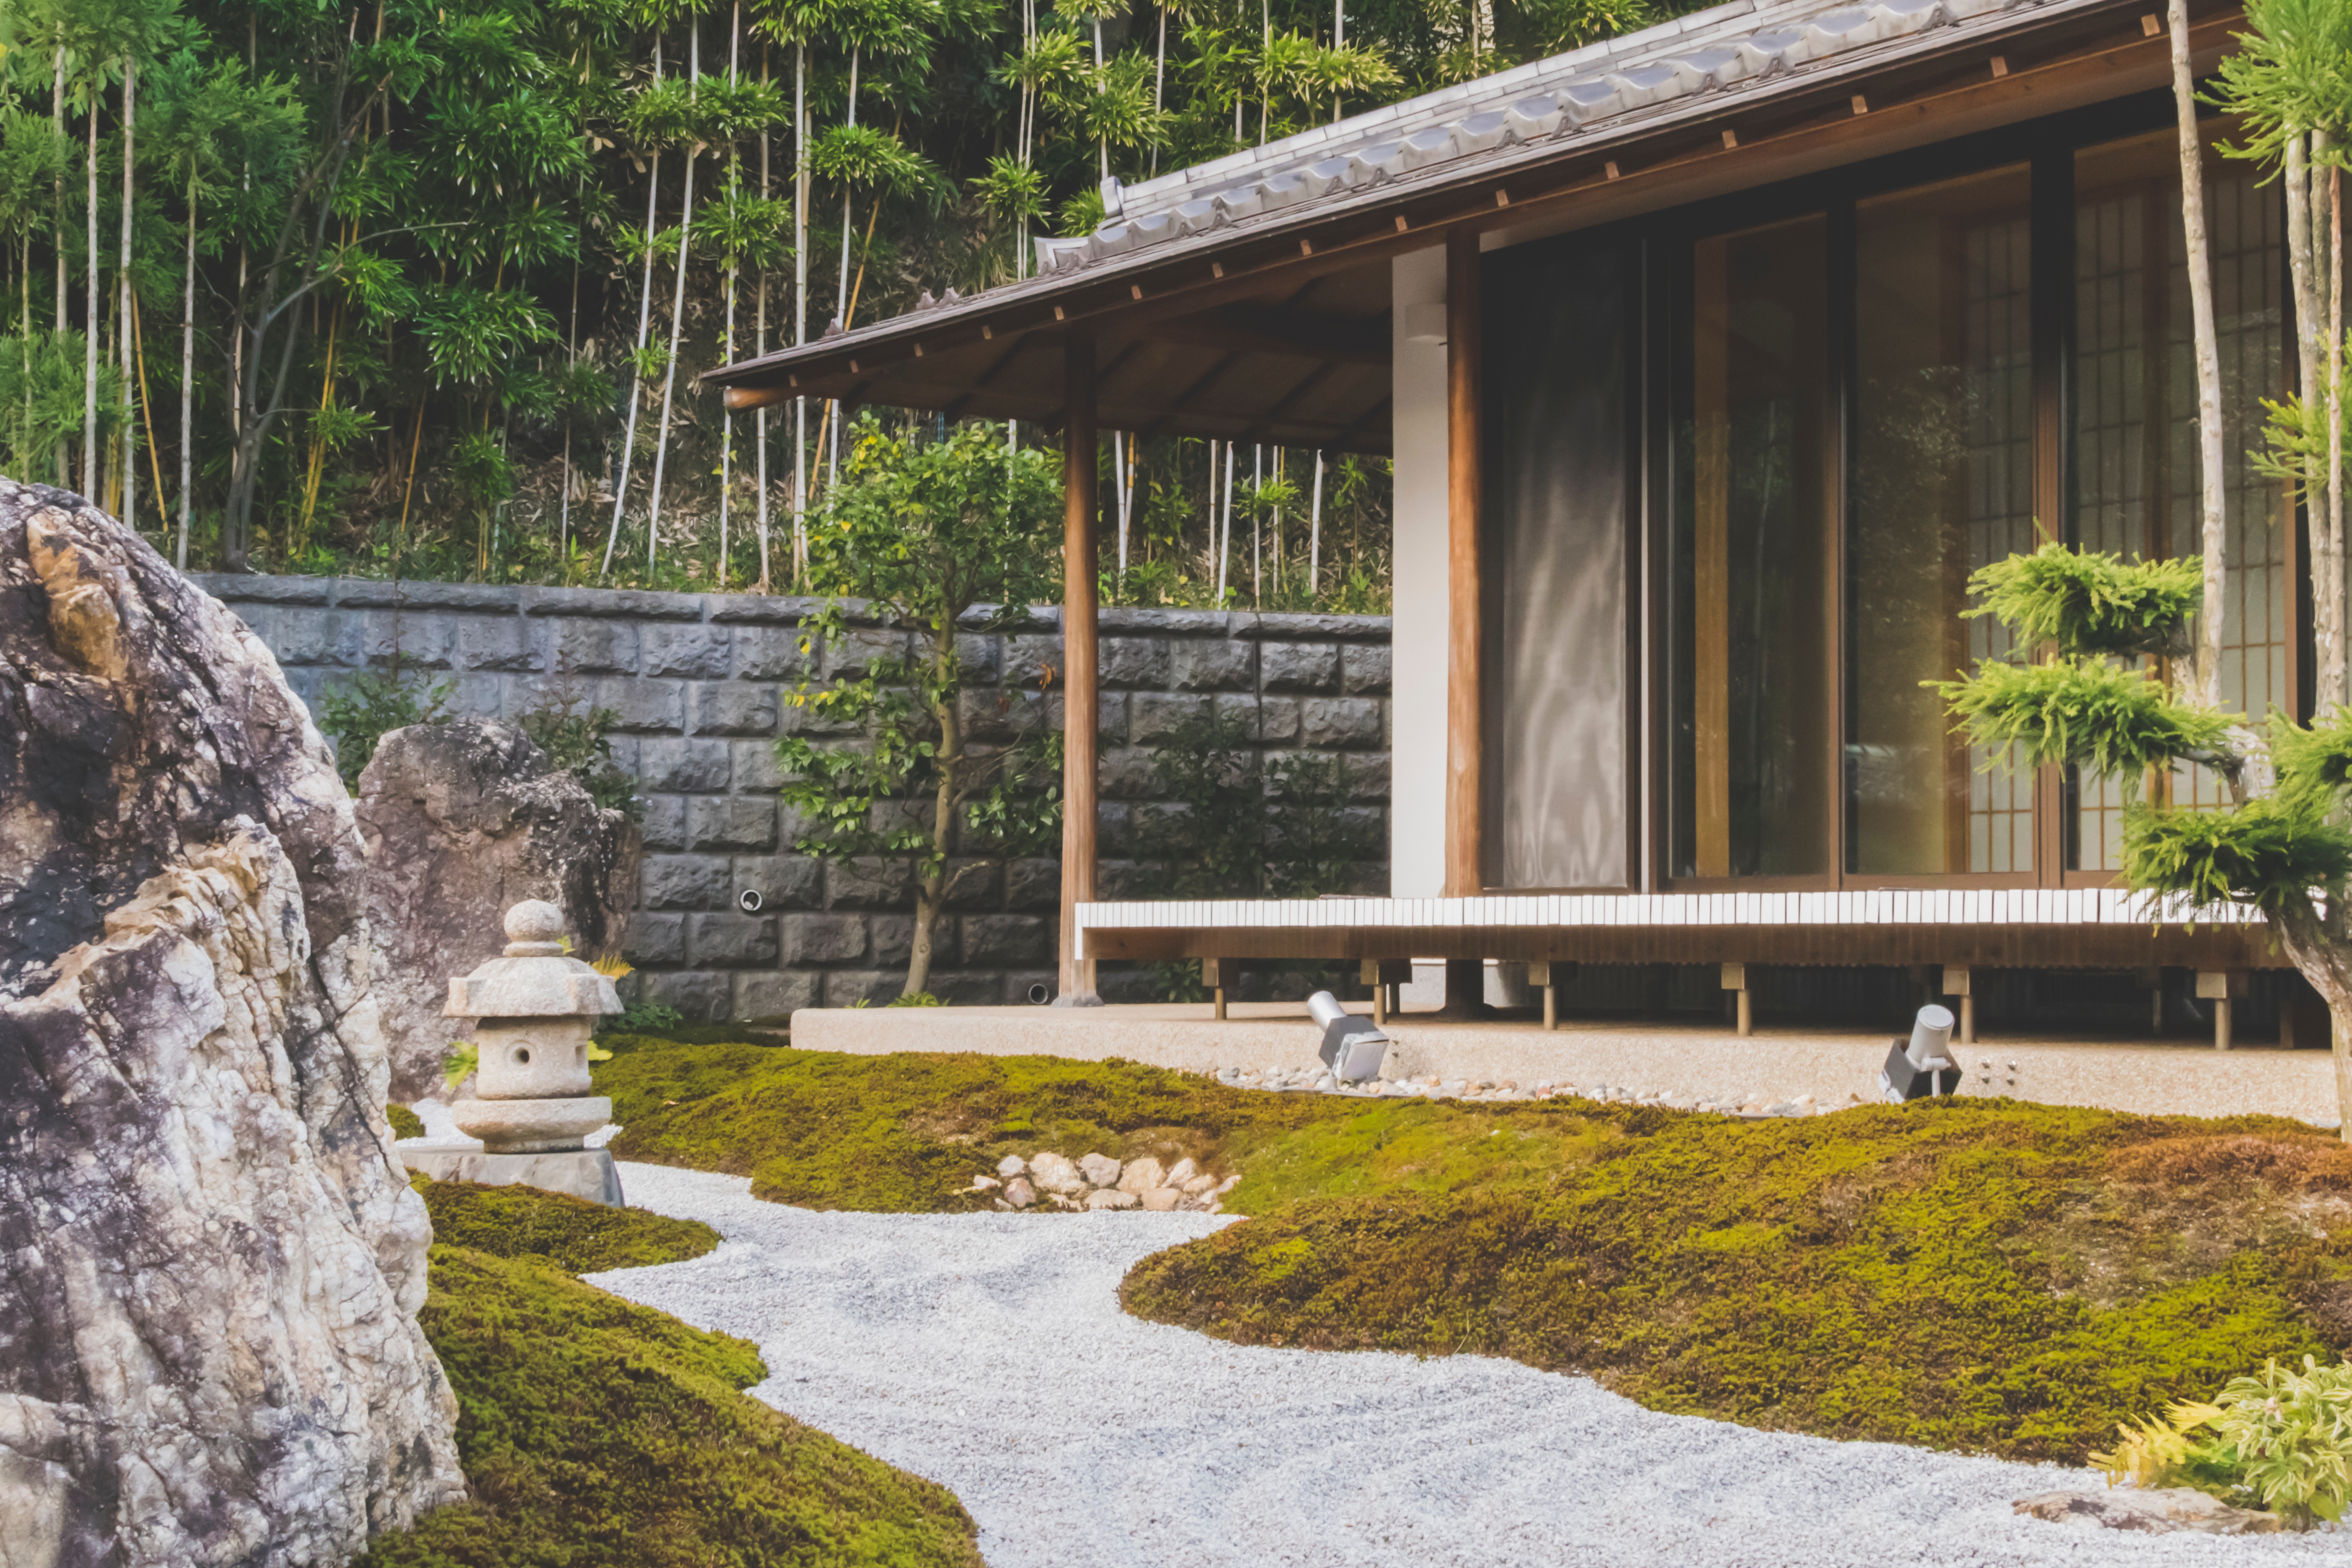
[{"left": 387, "top": 1102, "right": 426, "bottom": 1140}]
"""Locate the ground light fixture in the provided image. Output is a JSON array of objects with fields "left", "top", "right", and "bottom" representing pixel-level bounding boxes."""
[
  {"left": 1879, "top": 1004, "right": 1961, "bottom": 1102},
  {"left": 1308, "top": 990, "right": 1389, "bottom": 1082}
]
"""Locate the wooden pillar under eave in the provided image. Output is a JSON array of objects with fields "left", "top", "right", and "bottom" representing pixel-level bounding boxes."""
[
  {"left": 1444, "top": 227, "right": 1483, "bottom": 900},
  {"left": 1439, "top": 228, "right": 1487, "bottom": 1018},
  {"left": 1056, "top": 335, "right": 1102, "bottom": 1005}
]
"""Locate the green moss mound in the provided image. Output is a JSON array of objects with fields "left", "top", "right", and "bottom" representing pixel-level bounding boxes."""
[
  {"left": 604, "top": 1042, "right": 1361, "bottom": 1210},
  {"left": 387, "top": 1103, "right": 426, "bottom": 1140},
  {"left": 355, "top": 1245, "right": 983, "bottom": 1568},
  {"left": 417, "top": 1177, "right": 722, "bottom": 1274},
  {"left": 1122, "top": 1097, "right": 2352, "bottom": 1462}
]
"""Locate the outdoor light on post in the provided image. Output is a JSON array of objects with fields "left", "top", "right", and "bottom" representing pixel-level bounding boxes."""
[
  {"left": 1879, "top": 1004, "right": 1960, "bottom": 1103},
  {"left": 1308, "top": 990, "right": 1389, "bottom": 1082}
]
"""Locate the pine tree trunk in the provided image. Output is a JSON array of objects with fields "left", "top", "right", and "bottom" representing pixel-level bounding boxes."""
[
  {"left": 2169, "top": 0, "right": 2229, "bottom": 711},
  {"left": 2290, "top": 135, "right": 2336, "bottom": 707}
]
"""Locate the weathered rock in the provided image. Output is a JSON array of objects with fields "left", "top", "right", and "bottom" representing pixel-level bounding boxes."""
[
  {"left": 1028, "top": 1152, "right": 1084, "bottom": 1194},
  {"left": 1182, "top": 1172, "right": 1219, "bottom": 1196},
  {"left": 1164, "top": 1156, "right": 1199, "bottom": 1188},
  {"left": 1003, "top": 1177, "right": 1036, "bottom": 1209},
  {"left": 1086, "top": 1188, "right": 1140, "bottom": 1210},
  {"left": 1078, "top": 1152, "right": 1123, "bottom": 1189},
  {"left": 1140, "top": 1188, "right": 1182, "bottom": 1211},
  {"left": 1116, "top": 1156, "right": 1166, "bottom": 1195},
  {"left": 995, "top": 1154, "right": 1028, "bottom": 1179},
  {"left": 0, "top": 483, "right": 464, "bottom": 1566},
  {"left": 2014, "top": 1490, "right": 2282, "bottom": 1535},
  {"left": 357, "top": 717, "right": 640, "bottom": 1103}
]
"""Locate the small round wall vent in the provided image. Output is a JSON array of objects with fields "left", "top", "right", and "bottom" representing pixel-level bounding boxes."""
[{"left": 737, "top": 888, "right": 764, "bottom": 913}]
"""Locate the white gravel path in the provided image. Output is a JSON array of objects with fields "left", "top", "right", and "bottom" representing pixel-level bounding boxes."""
[{"left": 591, "top": 1161, "right": 2352, "bottom": 1568}]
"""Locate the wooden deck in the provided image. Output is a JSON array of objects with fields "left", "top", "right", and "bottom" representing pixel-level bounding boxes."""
[{"left": 1074, "top": 891, "right": 2284, "bottom": 970}]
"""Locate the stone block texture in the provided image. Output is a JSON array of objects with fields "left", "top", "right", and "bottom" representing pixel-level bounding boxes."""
[{"left": 200, "top": 577, "right": 1392, "bottom": 1020}]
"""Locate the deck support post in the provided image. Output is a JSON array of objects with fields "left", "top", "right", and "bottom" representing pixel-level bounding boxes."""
[
  {"left": 1722, "top": 962, "right": 1750, "bottom": 1037},
  {"left": 1203, "top": 957, "right": 1227, "bottom": 1021},
  {"left": 2196, "top": 970, "right": 2243, "bottom": 1051},
  {"left": 1529, "top": 961, "right": 1564, "bottom": 1031},
  {"left": 1361, "top": 959, "right": 1411, "bottom": 1025},
  {"left": 1942, "top": 966, "right": 1974, "bottom": 1045},
  {"left": 1055, "top": 335, "right": 1101, "bottom": 1006}
]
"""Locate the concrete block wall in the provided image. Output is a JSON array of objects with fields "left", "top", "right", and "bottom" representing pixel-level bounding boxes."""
[{"left": 195, "top": 575, "right": 1392, "bottom": 1018}]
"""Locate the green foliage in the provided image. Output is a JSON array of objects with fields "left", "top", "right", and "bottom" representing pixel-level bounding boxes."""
[
  {"left": 516, "top": 684, "right": 641, "bottom": 819},
  {"left": 1121, "top": 1098, "right": 2352, "bottom": 1463},
  {"left": 2211, "top": 1356, "right": 2352, "bottom": 1524},
  {"left": 2210, "top": 0, "right": 2352, "bottom": 166},
  {"left": 386, "top": 1102, "right": 426, "bottom": 1140},
  {"left": 415, "top": 1176, "right": 721, "bottom": 1274},
  {"left": 2120, "top": 796, "right": 2352, "bottom": 916},
  {"left": 352, "top": 1244, "right": 983, "bottom": 1568},
  {"left": 318, "top": 665, "right": 454, "bottom": 791},
  {"left": 616, "top": 999, "right": 686, "bottom": 1033},
  {"left": 2088, "top": 1399, "right": 2235, "bottom": 1495},
  {"left": 443, "top": 1041, "right": 479, "bottom": 1093},
  {"left": 1137, "top": 709, "right": 1379, "bottom": 900},
  {"left": 778, "top": 416, "right": 1065, "bottom": 994},
  {"left": 1963, "top": 543, "right": 2204, "bottom": 657},
  {"left": 1935, "top": 658, "right": 2232, "bottom": 779}
]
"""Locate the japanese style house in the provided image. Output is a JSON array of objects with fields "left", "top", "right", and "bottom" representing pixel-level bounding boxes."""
[{"left": 708, "top": 0, "right": 2316, "bottom": 1037}]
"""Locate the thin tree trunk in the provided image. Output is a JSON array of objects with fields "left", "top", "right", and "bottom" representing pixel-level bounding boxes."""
[
  {"left": 2290, "top": 134, "right": 2334, "bottom": 707},
  {"left": 1114, "top": 430, "right": 1129, "bottom": 580},
  {"left": 647, "top": 24, "right": 701, "bottom": 578},
  {"left": 755, "top": 39, "right": 770, "bottom": 591},
  {"left": 2329, "top": 160, "right": 2344, "bottom": 711},
  {"left": 1309, "top": 448, "right": 1324, "bottom": 596},
  {"left": 834, "top": 49, "right": 856, "bottom": 338},
  {"left": 118, "top": 59, "right": 134, "bottom": 527},
  {"left": 83, "top": 80, "right": 98, "bottom": 497},
  {"left": 718, "top": 0, "right": 740, "bottom": 589},
  {"left": 178, "top": 174, "right": 194, "bottom": 568},
  {"left": 603, "top": 38, "right": 664, "bottom": 576},
  {"left": 2170, "top": 0, "right": 2228, "bottom": 710},
  {"left": 51, "top": 48, "right": 64, "bottom": 486},
  {"left": 1154, "top": 4, "right": 1167, "bottom": 174},
  {"left": 793, "top": 42, "right": 807, "bottom": 584},
  {"left": 1218, "top": 439, "right": 1234, "bottom": 602},
  {"left": 906, "top": 622, "right": 961, "bottom": 998}
]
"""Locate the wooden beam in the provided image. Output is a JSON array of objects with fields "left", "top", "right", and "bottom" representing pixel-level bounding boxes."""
[
  {"left": 1056, "top": 335, "right": 1102, "bottom": 1004},
  {"left": 943, "top": 336, "right": 1030, "bottom": 419},
  {"left": 1136, "top": 303, "right": 1389, "bottom": 367},
  {"left": 1235, "top": 360, "right": 1343, "bottom": 444},
  {"left": 1445, "top": 227, "right": 1483, "bottom": 898}
]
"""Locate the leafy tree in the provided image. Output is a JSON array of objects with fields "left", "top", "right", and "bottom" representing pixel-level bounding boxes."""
[
  {"left": 1935, "top": 542, "right": 2352, "bottom": 1132},
  {"left": 776, "top": 414, "right": 1063, "bottom": 997}
]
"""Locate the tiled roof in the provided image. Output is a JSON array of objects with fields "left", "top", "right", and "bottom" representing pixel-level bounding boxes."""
[{"left": 1034, "top": 0, "right": 2025, "bottom": 275}]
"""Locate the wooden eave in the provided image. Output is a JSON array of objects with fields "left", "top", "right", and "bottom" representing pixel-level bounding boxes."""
[{"left": 705, "top": 0, "right": 2241, "bottom": 454}]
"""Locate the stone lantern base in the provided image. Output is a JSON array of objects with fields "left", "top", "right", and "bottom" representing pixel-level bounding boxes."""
[{"left": 398, "top": 1143, "right": 626, "bottom": 1208}]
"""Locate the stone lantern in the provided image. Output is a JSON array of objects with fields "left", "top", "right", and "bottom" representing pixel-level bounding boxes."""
[{"left": 430, "top": 899, "right": 627, "bottom": 1205}]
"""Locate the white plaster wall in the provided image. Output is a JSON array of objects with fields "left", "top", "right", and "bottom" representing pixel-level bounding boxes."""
[{"left": 1391, "top": 246, "right": 1449, "bottom": 897}]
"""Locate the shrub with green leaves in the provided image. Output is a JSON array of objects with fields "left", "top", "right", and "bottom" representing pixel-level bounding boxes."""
[
  {"left": 2210, "top": 1357, "right": 2352, "bottom": 1525},
  {"left": 318, "top": 664, "right": 453, "bottom": 790},
  {"left": 1936, "top": 542, "right": 2352, "bottom": 1133}
]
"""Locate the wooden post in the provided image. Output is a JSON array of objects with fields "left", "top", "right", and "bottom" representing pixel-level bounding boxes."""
[
  {"left": 1203, "top": 958, "right": 1227, "bottom": 1020},
  {"left": 1056, "top": 335, "right": 1101, "bottom": 1005},
  {"left": 2197, "top": 970, "right": 2242, "bottom": 1051},
  {"left": 1722, "top": 962, "right": 1749, "bottom": 1037},
  {"left": 1942, "top": 966, "right": 1974, "bottom": 1045},
  {"left": 1530, "top": 961, "right": 1558, "bottom": 1031},
  {"left": 1444, "top": 226, "right": 1483, "bottom": 899}
]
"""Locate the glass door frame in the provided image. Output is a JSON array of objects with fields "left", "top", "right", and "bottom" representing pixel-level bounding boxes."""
[{"left": 1637, "top": 87, "right": 2301, "bottom": 895}]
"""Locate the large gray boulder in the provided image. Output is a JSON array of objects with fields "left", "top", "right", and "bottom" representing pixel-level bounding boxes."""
[
  {"left": 0, "top": 482, "right": 464, "bottom": 1565},
  {"left": 355, "top": 718, "right": 640, "bottom": 1103}
]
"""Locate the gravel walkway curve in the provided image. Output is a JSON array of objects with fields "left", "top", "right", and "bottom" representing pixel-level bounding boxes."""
[{"left": 593, "top": 1162, "right": 2352, "bottom": 1568}]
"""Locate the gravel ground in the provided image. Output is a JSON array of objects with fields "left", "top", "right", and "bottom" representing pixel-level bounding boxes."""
[{"left": 593, "top": 1161, "right": 2352, "bottom": 1568}]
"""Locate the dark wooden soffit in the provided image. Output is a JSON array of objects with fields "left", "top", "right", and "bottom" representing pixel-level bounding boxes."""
[
  {"left": 708, "top": 0, "right": 2242, "bottom": 454},
  {"left": 1082, "top": 921, "right": 2291, "bottom": 969}
]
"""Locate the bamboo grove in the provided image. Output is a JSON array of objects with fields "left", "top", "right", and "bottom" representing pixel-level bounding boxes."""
[{"left": 0, "top": 0, "right": 1668, "bottom": 607}]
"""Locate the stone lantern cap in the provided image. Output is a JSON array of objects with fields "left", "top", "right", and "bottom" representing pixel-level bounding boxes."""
[{"left": 445, "top": 900, "right": 623, "bottom": 1021}]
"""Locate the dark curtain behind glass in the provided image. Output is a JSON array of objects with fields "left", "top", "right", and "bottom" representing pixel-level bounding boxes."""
[{"left": 1481, "top": 239, "right": 1630, "bottom": 889}]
